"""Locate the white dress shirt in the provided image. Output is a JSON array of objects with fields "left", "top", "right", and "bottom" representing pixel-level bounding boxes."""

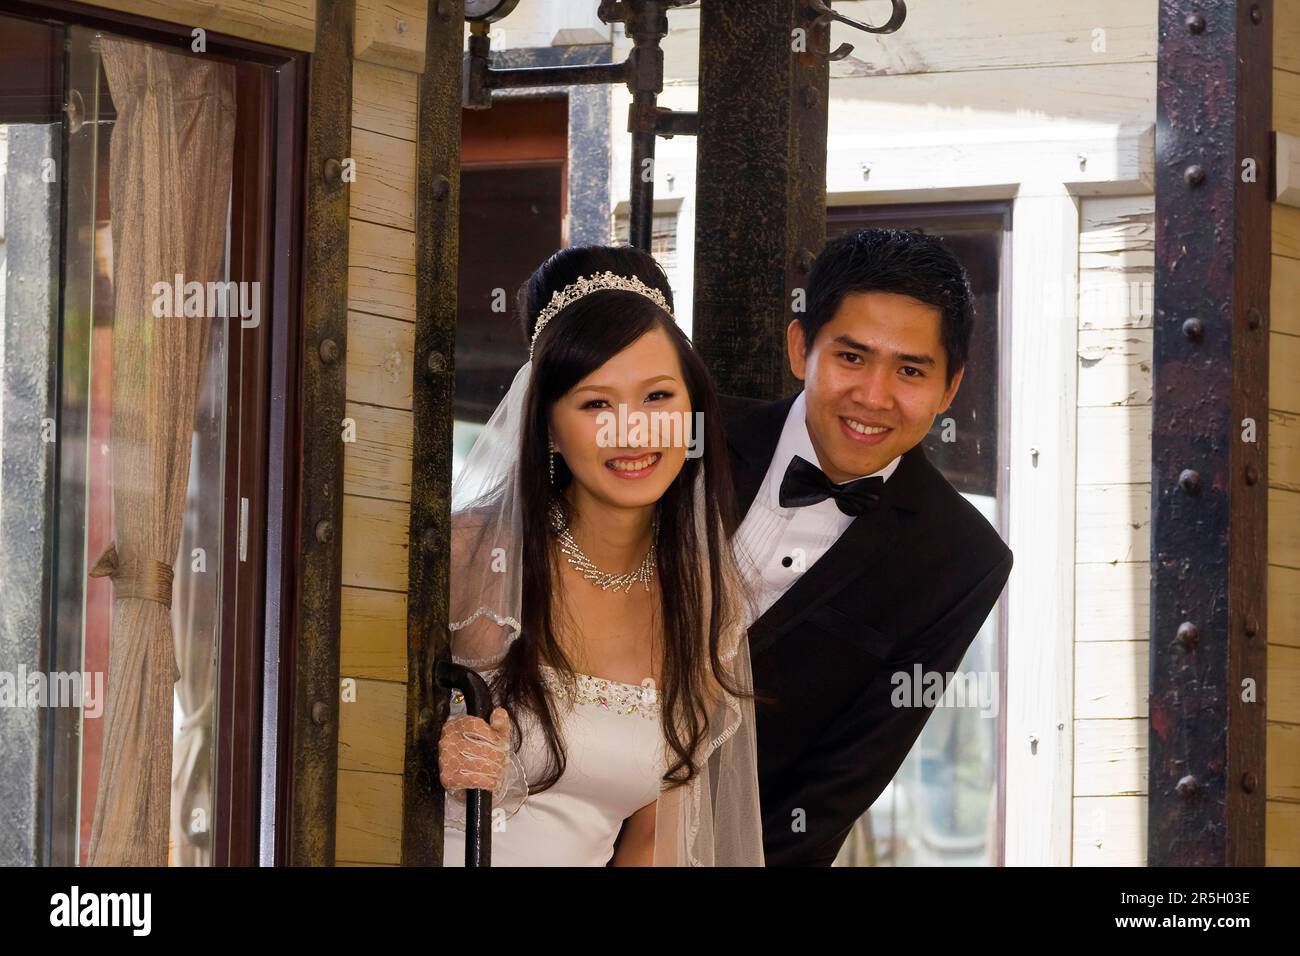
[{"left": 732, "top": 392, "right": 901, "bottom": 618}]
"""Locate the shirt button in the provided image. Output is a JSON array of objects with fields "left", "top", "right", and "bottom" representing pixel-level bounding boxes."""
[{"left": 781, "top": 555, "right": 793, "bottom": 568}]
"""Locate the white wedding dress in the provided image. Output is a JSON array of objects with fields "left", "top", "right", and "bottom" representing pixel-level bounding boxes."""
[{"left": 442, "top": 665, "right": 666, "bottom": 867}]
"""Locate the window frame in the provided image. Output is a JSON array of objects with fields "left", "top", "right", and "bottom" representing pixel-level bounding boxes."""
[
  {"left": 0, "top": 0, "right": 306, "bottom": 867},
  {"left": 825, "top": 199, "right": 1013, "bottom": 866}
]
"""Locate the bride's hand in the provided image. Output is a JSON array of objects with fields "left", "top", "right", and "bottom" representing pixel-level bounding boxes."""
[{"left": 438, "top": 707, "right": 513, "bottom": 796}]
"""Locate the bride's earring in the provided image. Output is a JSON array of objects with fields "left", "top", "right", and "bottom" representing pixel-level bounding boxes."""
[{"left": 548, "top": 440, "right": 557, "bottom": 484}]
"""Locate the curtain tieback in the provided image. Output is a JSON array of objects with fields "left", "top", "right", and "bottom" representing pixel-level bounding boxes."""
[{"left": 89, "top": 543, "right": 175, "bottom": 609}]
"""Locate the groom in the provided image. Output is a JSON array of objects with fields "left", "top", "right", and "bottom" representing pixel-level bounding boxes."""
[{"left": 722, "top": 228, "right": 1013, "bottom": 866}]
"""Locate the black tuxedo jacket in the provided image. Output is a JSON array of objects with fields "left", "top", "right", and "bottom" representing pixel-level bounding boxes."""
[{"left": 722, "top": 393, "right": 1013, "bottom": 867}]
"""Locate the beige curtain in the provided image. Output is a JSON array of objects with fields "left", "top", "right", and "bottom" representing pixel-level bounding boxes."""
[{"left": 87, "top": 38, "right": 235, "bottom": 867}]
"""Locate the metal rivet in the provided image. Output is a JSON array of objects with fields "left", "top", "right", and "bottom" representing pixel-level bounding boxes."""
[
  {"left": 319, "top": 338, "right": 340, "bottom": 365},
  {"left": 315, "top": 519, "right": 334, "bottom": 544},
  {"left": 312, "top": 701, "right": 330, "bottom": 726},
  {"left": 1245, "top": 463, "right": 1259, "bottom": 485},
  {"left": 1186, "top": 13, "right": 1205, "bottom": 33},
  {"left": 1177, "top": 621, "right": 1199, "bottom": 648},
  {"left": 1250, "top": 5, "right": 1262, "bottom": 25},
  {"left": 1244, "top": 617, "right": 1259, "bottom": 638},
  {"left": 322, "top": 157, "right": 343, "bottom": 187},
  {"left": 1178, "top": 468, "right": 1202, "bottom": 494},
  {"left": 431, "top": 175, "right": 451, "bottom": 200},
  {"left": 1181, "top": 317, "right": 1204, "bottom": 341},
  {"left": 1184, "top": 164, "right": 1206, "bottom": 186},
  {"left": 1176, "top": 774, "right": 1199, "bottom": 797},
  {"left": 427, "top": 351, "right": 447, "bottom": 375},
  {"left": 436, "top": 0, "right": 453, "bottom": 20},
  {"left": 1247, "top": 306, "right": 1262, "bottom": 330},
  {"left": 419, "top": 706, "right": 435, "bottom": 729},
  {"left": 801, "top": 85, "right": 819, "bottom": 109},
  {"left": 421, "top": 527, "right": 438, "bottom": 553},
  {"left": 798, "top": 249, "right": 817, "bottom": 273},
  {"left": 395, "top": 18, "right": 407, "bottom": 34},
  {"left": 1242, "top": 771, "right": 1257, "bottom": 793}
]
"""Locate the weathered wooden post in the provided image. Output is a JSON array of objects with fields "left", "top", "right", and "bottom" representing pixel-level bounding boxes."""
[
  {"left": 1150, "top": 0, "right": 1271, "bottom": 865},
  {"left": 692, "top": 0, "right": 834, "bottom": 401},
  {"left": 404, "top": 0, "right": 465, "bottom": 867}
]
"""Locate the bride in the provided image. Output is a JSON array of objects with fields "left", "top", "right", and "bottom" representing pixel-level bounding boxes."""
[{"left": 439, "top": 244, "right": 764, "bottom": 866}]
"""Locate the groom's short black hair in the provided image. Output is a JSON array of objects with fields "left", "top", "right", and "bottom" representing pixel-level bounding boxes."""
[{"left": 801, "top": 228, "right": 974, "bottom": 385}]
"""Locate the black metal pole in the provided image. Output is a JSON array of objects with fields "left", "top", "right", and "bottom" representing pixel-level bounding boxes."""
[
  {"left": 462, "top": 0, "right": 685, "bottom": 252},
  {"left": 434, "top": 661, "right": 496, "bottom": 867},
  {"left": 488, "top": 61, "right": 627, "bottom": 89},
  {"left": 628, "top": 91, "right": 657, "bottom": 250}
]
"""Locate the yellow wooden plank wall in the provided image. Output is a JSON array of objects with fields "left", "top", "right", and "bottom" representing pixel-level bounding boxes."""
[
  {"left": 1268, "top": 0, "right": 1300, "bottom": 867},
  {"left": 334, "top": 14, "right": 425, "bottom": 867},
  {"left": 1073, "top": 196, "right": 1154, "bottom": 866}
]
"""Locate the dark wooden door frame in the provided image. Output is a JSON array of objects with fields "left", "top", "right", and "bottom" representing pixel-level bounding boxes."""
[
  {"left": 403, "top": 0, "right": 465, "bottom": 867},
  {"left": 1150, "top": 0, "right": 1271, "bottom": 866}
]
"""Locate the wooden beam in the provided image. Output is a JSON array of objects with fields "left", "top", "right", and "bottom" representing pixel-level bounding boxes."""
[
  {"left": 692, "top": 0, "right": 830, "bottom": 399},
  {"left": 403, "top": 0, "right": 464, "bottom": 867},
  {"left": 1002, "top": 184, "right": 1077, "bottom": 865},
  {"left": 1149, "top": 0, "right": 1271, "bottom": 866},
  {"left": 288, "top": 0, "right": 355, "bottom": 866},
  {"left": 355, "top": 0, "right": 427, "bottom": 71},
  {"left": 826, "top": 127, "right": 1155, "bottom": 202},
  {"left": 829, "top": 0, "right": 1155, "bottom": 76},
  {"left": 72, "top": 0, "right": 316, "bottom": 51}
]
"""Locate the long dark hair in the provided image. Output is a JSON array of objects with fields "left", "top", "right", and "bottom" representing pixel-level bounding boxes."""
[{"left": 493, "top": 244, "right": 744, "bottom": 791}]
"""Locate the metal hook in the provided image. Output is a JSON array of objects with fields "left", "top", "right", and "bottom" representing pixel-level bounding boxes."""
[{"left": 805, "top": 0, "right": 908, "bottom": 61}]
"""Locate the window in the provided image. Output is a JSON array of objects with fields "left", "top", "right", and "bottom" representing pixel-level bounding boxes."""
[
  {"left": 454, "top": 96, "right": 567, "bottom": 479},
  {"left": 613, "top": 209, "right": 679, "bottom": 275},
  {"left": 826, "top": 202, "right": 1010, "bottom": 866},
  {"left": 0, "top": 8, "right": 302, "bottom": 866}
]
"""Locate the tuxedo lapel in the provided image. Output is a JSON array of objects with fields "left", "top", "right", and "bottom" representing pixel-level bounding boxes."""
[
  {"left": 747, "top": 507, "right": 899, "bottom": 656},
  {"left": 723, "top": 391, "right": 940, "bottom": 657}
]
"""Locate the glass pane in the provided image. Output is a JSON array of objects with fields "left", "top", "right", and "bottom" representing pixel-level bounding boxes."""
[
  {"left": 168, "top": 277, "right": 228, "bottom": 865},
  {"left": 1, "top": 22, "right": 239, "bottom": 865},
  {"left": 827, "top": 208, "right": 1006, "bottom": 866},
  {"left": 0, "top": 11, "right": 64, "bottom": 868}
]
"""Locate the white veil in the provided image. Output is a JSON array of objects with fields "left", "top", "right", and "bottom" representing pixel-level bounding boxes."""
[{"left": 447, "top": 355, "right": 765, "bottom": 867}]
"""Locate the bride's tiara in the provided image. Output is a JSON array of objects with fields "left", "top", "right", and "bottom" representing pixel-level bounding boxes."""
[{"left": 528, "top": 271, "right": 673, "bottom": 359}]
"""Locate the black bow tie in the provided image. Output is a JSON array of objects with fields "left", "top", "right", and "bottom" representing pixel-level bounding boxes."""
[{"left": 778, "top": 455, "right": 884, "bottom": 516}]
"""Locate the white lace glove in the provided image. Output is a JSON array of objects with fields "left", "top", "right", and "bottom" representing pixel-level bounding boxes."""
[{"left": 440, "top": 693, "right": 527, "bottom": 832}]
